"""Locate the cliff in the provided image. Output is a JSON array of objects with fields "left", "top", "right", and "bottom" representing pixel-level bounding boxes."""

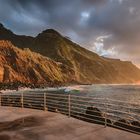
[
  {"left": 0, "top": 23, "right": 140, "bottom": 84},
  {"left": 0, "top": 40, "right": 75, "bottom": 85}
]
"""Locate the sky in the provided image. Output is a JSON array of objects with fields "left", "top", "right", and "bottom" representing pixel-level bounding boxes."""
[{"left": 0, "top": 0, "right": 140, "bottom": 68}]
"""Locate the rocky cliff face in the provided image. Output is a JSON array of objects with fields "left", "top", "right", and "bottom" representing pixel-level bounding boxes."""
[
  {"left": 0, "top": 23, "right": 140, "bottom": 84},
  {"left": 0, "top": 40, "right": 75, "bottom": 85},
  {"left": 30, "top": 29, "right": 140, "bottom": 83}
]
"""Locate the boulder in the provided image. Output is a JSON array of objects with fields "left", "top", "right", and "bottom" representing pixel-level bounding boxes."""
[
  {"left": 84, "top": 106, "right": 105, "bottom": 124},
  {"left": 131, "top": 121, "right": 140, "bottom": 132},
  {"left": 114, "top": 119, "right": 131, "bottom": 131}
]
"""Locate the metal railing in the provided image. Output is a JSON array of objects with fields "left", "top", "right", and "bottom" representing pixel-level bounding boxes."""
[{"left": 0, "top": 92, "right": 140, "bottom": 135}]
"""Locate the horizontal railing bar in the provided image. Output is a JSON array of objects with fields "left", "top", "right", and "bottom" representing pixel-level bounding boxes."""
[
  {"left": 23, "top": 96, "right": 43, "bottom": 98},
  {"left": 2, "top": 96, "right": 43, "bottom": 100},
  {"left": 1, "top": 99, "right": 21, "bottom": 102},
  {"left": 46, "top": 102, "right": 68, "bottom": 107},
  {"left": 1, "top": 101, "right": 21, "bottom": 104},
  {"left": 70, "top": 109, "right": 106, "bottom": 120},
  {"left": 107, "top": 122, "right": 140, "bottom": 135},
  {"left": 70, "top": 110, "right": 140, "bottom": 131},
  {"left": 46, "top": 99, "right": 68, "bottom": 103},
  {"left": 2, "top": 103, "right": 21, "bottom": 106},
  {"left": 107, "top": 108, "right": 139, "bottom": 118},
  {"left": 46, "top": 93, "right": 68, "bottom": 96},
  {"left": 70, "top": 105, "right": 139, "bottom": 122},
  {"left": 106, "top": 112, "right": 139, "bottom": 122},
  {"left": 71, "top": 98, "right": 140, "bottom": 110},
  {"left": 23, "top": 100, "right": 44, "bottom": 103},
  {"left": 2, "top": 93, "right": 20, "bottom": 95},
  {"left": 46, "top": 108, "right": 68, "bottom": 114},
  {"left": 70, "top": 102, "right": 140, "bottom": 118},
  {"left": 24, "top": 95, "right": 67, "bottom": 100},
  {"left": 46, "top": 96, "right": 68, "bottom": 99},
  {"left": 23, "top": 97, "right": 43, "bottom": 100},
  {"left": 71, "top": 99, "right": 138, "bottom": 109},
  {"left": 71, "top": 95, "right": 105, "bottom": 100},
  {"left": 71, "top": 97, "right": 140, "bottom": 108},
  {"left": 23, "top": 102, "right": 44, "bottom": 106},
  {"left": 106, "top": 98, "right": 140, "bottom": 106},
  {"left": 107, "top": 118, "right": 140, "bottom": 129},
  {"left": 70, "top": 110, "right": 106, "bottom": 123},
  {"left": 71, "top": 95, "right": 140, "bottom": 106},
  {"left": 1, "top": 97, "right": 21, "bottom": 99},
  {"left": 2, "top": 102, "right": 22, "bottom": 104},
  {"left": 23, "top": 106, "right": 44, "bottom": 110},
  {"left": 23, "top": 99, "right": 43, "bottom": 102},
  {"left": 46, "top": 105, "right": 69, "bottom": 112}
]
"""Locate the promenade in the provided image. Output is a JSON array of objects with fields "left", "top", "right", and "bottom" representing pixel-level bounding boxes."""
[{"left": 0, "top": 107, "right": 139, "bottom": 140}]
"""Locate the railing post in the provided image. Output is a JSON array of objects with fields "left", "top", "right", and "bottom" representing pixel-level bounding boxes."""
[
  {"left": 21, "top": 92, "right": 24, "bottom": 108},
  {"left": 129, "top": 106, "right": 131, "bottom": 121},
  {"left": 68, "top": 94, "right": 71, "bottom": 118},
  {"left": 105, "top": 113, "right": 107, "bottom": 127},
  {"left": 104, "top": 98, "right": 107, "bottom": 128},
  {"left": 44, "top": 93, "right": 46, "bottom": 111}
]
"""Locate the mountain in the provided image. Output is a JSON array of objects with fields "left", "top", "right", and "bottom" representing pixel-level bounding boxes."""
[
  {"left": 0, "top": 23, "right": 140, "bottom": 84},
  {"left": 0, "top": 40, "right": 75, "bottom": 85},
  {"left": 0, "top": 23, "right": 34, "bottom": 49}
]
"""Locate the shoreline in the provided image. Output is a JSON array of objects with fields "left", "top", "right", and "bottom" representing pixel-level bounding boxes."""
[{"left": 1, "top": 82, "right": 140, "bottom": 94}]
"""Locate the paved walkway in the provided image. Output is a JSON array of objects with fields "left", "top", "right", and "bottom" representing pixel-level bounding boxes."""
[{"left": 0, "top": 107, "right": 140, "bottom": 140}]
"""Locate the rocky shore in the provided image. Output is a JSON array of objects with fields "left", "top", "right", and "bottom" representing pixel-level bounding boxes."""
[
  {"left": 0, "top": 82, "right": 47, "bottom": 91},
  {"left": 73, "top": 106, "right": 140, "bottom": 134},
  {"left": 0, "top": 82, "right": 65, "bottom": 91}
]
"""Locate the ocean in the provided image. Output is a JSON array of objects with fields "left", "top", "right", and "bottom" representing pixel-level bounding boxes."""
[
  {"left": 2, "top": 84, "right": 140, "bottom": 121},
  {"left": 72, "top": 84, "right": 140, "bottom": 104}
]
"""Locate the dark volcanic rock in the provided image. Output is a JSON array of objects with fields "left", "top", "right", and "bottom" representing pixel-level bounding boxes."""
[
  {"left": 114, "top": 119, "right": 132, "bottom": 131},
  {"left": 72, "top": 106, "right": 112, "bottom": 126},
  {"left": 131, "top": 121, "right": 140, "bottom": 132},
  {"left": 84, "top": 106, "right": 105, "bottom": 124},
  {"left": 86, "top": 107, "right": 103, "bottom": 117}
]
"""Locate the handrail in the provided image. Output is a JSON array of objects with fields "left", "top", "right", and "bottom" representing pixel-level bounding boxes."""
[
  {"left": 70, "top": 98, "right": 140, "bottom": 110},
  {"left": 71, "top": 95, "right": 140, "bottom": 106},
  {"left": 0, "top": 92, "right": 140, "bottom": 135}
]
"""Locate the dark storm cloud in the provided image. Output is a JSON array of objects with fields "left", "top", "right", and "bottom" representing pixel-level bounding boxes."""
[
  {"left": 0, "top": 0, "right": 140, "bottom": 67},
  {"left": 94, "top": 0, "right": 140, "bottom": 66},
  {"left": 0, "top": 0, "right": 108, "bottom": 35}
]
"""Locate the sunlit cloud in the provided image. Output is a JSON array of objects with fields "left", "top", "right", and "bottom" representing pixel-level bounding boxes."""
[
  {"left": 79, "top": 11, "right": 90, "bottom": 26},
  {"left": 92, "top": 35, "right": 118, "bottom": 57},
  {"left": 129, "top": 7, "right": 135, "bottom": 14},
  {"left": 81, "top": 12, "right": 90, "bottom": 19}
]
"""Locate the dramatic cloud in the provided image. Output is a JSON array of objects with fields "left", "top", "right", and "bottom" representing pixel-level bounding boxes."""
[{"left": 0, "top": 0, "right": 140, "bottom": 67}]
